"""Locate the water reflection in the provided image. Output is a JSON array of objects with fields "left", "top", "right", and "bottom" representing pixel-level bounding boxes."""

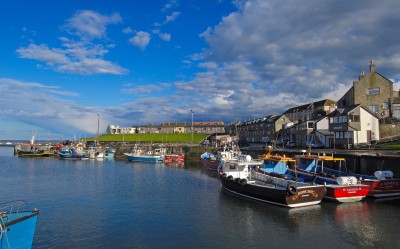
[{"left": 1, "top": 146, "right": 399, "bottom": 249}]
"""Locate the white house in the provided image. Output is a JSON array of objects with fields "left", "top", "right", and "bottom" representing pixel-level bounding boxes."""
[{"left": 328, "top": 104, "right": 379, "bottom": 148}]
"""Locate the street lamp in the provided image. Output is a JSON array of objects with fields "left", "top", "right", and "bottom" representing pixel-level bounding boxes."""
[
  {"left": 96, "top": 113, "right": 100, "bottom": 147},
  {"left": 190, "top": 110, "right": 194, "bottom": 144}
]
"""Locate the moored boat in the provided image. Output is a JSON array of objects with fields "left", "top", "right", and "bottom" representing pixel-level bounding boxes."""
[
  {"left": 200, "top": 145, "right": 240, "bottom": 170},
  {"left": 218, "top": 154, "right": 325, "bottom": 208},
  {"left": 14, "top": 135, "right": 54, "bottom": 157},
  {"left": 290, "top": 153, "right": 369, "bottom": 202},
  {"left": 200, "top": 152, "right": 219, "bottom": 170},
  {"left": 304, "top": 155, "right": 400, "bottom": 198},
  {"left": 58, "top": 147, "right": 88, "bottom": 160},
  {"left": 0, "top": 201, "right": 39, "bottom": 249},
  {"left": 124, "top": 145, "right": 163, "bottom": 163}
]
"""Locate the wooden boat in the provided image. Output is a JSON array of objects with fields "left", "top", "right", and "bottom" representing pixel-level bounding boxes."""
[
  {"left": 290, "top": 153, "right": 369, "bottom": 202},
  {"left": 218, "top": 154, "right": 325, "bottom": 208},
  {"left": 0, "top": 201, "right": 39, "bottom": 249}
]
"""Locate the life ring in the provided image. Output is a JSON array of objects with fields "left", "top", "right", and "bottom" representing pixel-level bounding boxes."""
[
  {"left": 287, "top": 184, "right": 297, "bottom": 195},
  {"left": 239, "top": 179, "right": 247, "bottom": 186},
  {"left": 226, "top": 175, "right": 233, "bottom": 182}
]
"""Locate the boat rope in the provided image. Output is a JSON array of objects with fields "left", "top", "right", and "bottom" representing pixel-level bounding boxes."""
[{"left": 0, "top": 214, "right": 11, "bottom": 249}]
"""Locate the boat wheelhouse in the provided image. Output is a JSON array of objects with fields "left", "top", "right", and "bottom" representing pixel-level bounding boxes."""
[{"left": 218, "top": 154, "right": 325, "bottom": 208}]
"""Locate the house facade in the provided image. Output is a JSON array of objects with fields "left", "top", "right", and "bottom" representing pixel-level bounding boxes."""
[
  {"left": 337, "top": 60, "right": 397, "bottom": 119},
  {"left": 328, "top": 104, "right": 379, "bottom": 148}
]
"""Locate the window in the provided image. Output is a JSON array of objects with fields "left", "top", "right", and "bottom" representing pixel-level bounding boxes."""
[
  {"left": 334, "top": 116, "right": 338, "bottom": 123},
  {"left": 382, "top": 102, "right": 390, "bottom": 109},
  {"left": 367, "top": 88, "right": 380, "bottom": 95},
  {"left": 369, "top": 105, "right": 379, "bottom": 114},
  {"left": 394, "top": 106, "right": 400, "bottom": 119}
]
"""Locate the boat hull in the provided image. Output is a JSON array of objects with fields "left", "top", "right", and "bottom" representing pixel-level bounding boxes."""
[
  {"left": 290, "top": 169, "right": 368, "bottom": 202},
  {"left": 219, "top": 173, "right": 324, "bottom": 208},
  {"left": 360, "top": 179, "right": 400, "bottom": 198},
  {"left": 0, "top": 210, "right": 39, "bottom": 249},
  {"left": 125, "top": 154, "right": 163, "bottom": 163},
  {"left": 200, "top": 158, "right": 219, "bottom": 170},
  {"left": 306, "top": 165, "right": 400, "bottom": 198},
  {"left": 324, "top": 185, "right": 369, "bottom": 202}
]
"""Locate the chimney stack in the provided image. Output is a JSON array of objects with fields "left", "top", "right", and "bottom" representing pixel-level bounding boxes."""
[{"left": 370, "top": 60, "right": 375, "bottom": 72}]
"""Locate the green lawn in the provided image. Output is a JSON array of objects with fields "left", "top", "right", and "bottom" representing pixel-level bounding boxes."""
[
  {"left": 92, "top": 133, "right": 209, "bottom": 143},
  {"left": 374, "top": 141, "right": 400, "bottom": 150}
]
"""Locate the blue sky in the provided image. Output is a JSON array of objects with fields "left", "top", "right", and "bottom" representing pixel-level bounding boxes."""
[{"left": 1, "top": 0, "right": 400, "bottom": 141}]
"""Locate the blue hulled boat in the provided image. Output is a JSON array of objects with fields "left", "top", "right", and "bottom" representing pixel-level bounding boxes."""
[
  {"left": 124, "top": 145, "right": 164, "bottom": 163},
  {"left": 0, "top": 201, "right": 39, "bottom": 249},
  {"left": 57, "top": 147, "right": 88, "bottom": 160}
]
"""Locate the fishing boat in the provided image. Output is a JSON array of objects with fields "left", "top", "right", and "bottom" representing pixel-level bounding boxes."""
[
  {"left": 200, "top": 145, "right": 240, "bottom": 170},
  {"left": 218, "top": 154, "right": 325, "bottom": 208},
  {"left": 124, "top": 145, "right": 164, "bottom": 163},
  {"left": 0, "top": 201, "right": 39, "bottom": 249},
  {"left": 14, "top": 135, "right": 54, "bottom": 157},
  {"left": 290, "top": 153, "right": 369, "bottom": 202},
  {"left": 57, "top": 147, "right": 88, "bottom": 160},
  {"left": 164, "top": 153, "right": 185, "bottom": 164},
  {"left": 303, "top": 154, "right": 400, "bottom": 198},
  {"left": 200, "top": 152, "right": 219, "bottom": 170}
]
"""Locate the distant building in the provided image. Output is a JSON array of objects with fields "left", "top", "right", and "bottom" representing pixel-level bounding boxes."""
[
  {"left": 106, "top": 125, "right": 136, "bottom": 134},
  {"left": 106, "top": 122, "right": 225, "bottom": 135}
]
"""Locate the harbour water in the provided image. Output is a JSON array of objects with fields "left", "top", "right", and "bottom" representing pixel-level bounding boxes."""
[{"left": 1, "top": 146, "right": 399, "bottom": 249}]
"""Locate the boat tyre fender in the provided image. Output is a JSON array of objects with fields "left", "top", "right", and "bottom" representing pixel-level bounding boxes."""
[
  {"left": 239, "top": 179, "right": 247, "bottom": 186},
  {"left": 287, "top": 184, "right": 297, "bottom": 195},
  {"left": 226, "top": 175, "right": 233, "bottom": 182},
  {"left": 221, "top": 173, "right": 227, "bottom": 179},
  {"left": 233, "top": 178, "right": 240, "bottom": 183}
]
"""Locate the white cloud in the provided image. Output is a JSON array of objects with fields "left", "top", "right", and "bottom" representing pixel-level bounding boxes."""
[
  {"left": 17, "top": 44, "right": 69, "bottom": 65},
  {"left": 129, "top": 31, "right": 151, "bottom": 50},
  {"left": 0, "top": 78, "right": 111, "bottom": 138},
  {"left": 165, "top": 11, "right": 180, "bottom": 23},
  {"left": 64, "top": 10, "right": 122, "bottom": 40},
  {"left": 122, "top": 27, "right": 134, "bottom": 34},
  {"left": 159, "top": 33, "right": 171, "bottom": 41},
  {"left": 16, "top": 11, "right": 128, "bottom": 75},
  {"left": 122, "top": 84, "right": 163, "bottom": 94}
]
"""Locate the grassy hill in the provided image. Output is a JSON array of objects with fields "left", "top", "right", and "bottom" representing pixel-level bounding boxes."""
[{"left": 91, "top": 133, "right": 209, "bottom": 143}]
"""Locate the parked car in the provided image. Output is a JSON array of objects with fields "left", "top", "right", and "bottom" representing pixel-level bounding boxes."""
[
  {"left": 305, "top": 141, "right": 324, "bottom": 148},
  {"left": 285, "top": 141, "right": 296, "bottom": 148}
]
